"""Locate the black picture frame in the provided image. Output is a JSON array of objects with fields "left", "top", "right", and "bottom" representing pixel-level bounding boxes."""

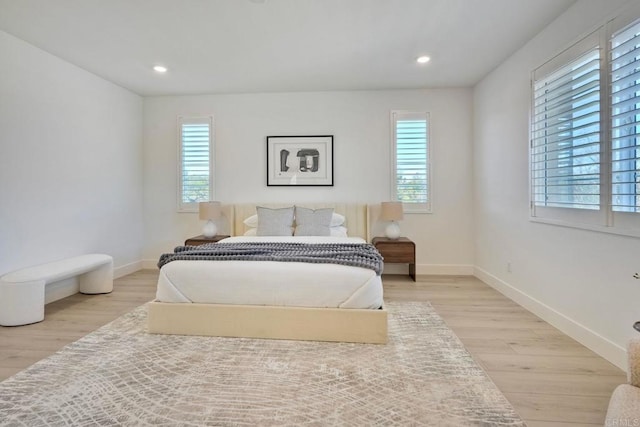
[{"left": 266, "top": 135, "right": 334, "bottom": 186}]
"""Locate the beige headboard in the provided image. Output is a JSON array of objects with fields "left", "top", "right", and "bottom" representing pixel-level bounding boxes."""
[{"left": 231, "top": 203, "right": 370, "bottom": 241}]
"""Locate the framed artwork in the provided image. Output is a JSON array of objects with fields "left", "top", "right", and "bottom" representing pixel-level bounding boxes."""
[{"left": 266, "top": 135, "right": 334, "bottom": 186}]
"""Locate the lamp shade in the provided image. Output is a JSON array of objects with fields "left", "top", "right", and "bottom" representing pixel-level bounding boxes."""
[
  {"left": 380, "top": 202, "right": 404, "bottom": 221},
  {"left": 199, "top": 201, "right": 222, "bottom": 220}
]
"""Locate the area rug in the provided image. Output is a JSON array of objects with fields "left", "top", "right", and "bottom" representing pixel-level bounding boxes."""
[{"left": 0, "top": 301, "right": 524, "bottom": 426}]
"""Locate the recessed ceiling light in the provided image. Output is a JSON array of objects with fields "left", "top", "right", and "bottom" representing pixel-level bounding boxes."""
[
  {"left": 153, "top": 65, "right": 168, "bottom": 73},
  {"left": 416, "top": 56, "right": 431, "bottom": 64}
]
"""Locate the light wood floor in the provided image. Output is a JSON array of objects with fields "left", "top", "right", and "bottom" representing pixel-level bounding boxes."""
[{"left": 0, "top": 270, "right": 625, "bottom": 426}]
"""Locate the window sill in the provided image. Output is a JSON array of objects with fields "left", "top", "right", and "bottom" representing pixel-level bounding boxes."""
[
  {"left": 177, "top": 207, "right": 198, "bottom": 213},
  {"left": 529, "top": 216, "right": 640, "bottom": 239},
  {"left": 404, "top": 209, "right": 433, "bottom": 214}
]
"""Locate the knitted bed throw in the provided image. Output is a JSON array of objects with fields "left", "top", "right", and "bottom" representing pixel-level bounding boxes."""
[{"left": 157, "top": 242, "right": 384, "bottom": 275}]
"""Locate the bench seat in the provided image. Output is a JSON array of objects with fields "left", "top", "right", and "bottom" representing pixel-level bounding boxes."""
[{"left": 0, "top": 254, "right": 113, "bottom": 326}]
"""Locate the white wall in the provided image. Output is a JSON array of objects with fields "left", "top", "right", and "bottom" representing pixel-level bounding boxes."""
[
  {"left": 143, "top": 89, "right": 474, "bottom": 273},
  {"left": 473, "top": 0, "right": 640, "bottom": 369},
  {"left": 0, "top": 30, "right": 144, "bottom": 299}
]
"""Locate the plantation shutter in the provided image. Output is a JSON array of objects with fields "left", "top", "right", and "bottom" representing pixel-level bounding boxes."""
[
  {"left": 392, "top": 111, "right": 430, "bottom": 213},
  {"left": 610, "top": 19, "right": 640, "bottom": 213},
  {"left": 178, "top": 116, "right": 213, "bottom": 211},
  {"left": 531, "top": 46, "right": 601, "bottom": 211}
]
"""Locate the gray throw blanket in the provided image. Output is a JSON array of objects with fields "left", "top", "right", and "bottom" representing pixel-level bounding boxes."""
[{"left": 157, "top": 242, "right": 384, "bottom": 275}]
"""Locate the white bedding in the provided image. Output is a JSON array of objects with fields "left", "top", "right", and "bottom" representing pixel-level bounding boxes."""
[{"left": 156, "top": 236, "right": 383, "bottom": 309}]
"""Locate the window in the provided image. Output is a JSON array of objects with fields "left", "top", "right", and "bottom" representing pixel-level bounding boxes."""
[
  {"left": 178, "top": 116, "right": 213, "bottom": 212},
  {"left": 391, "top": 111, "right": 430, "bottom": 213},
  {"left": 611, "top": 20, "right": 640, "bottom": 213},
  {"left": 529, "top": 9, "right": 640, "bottom": 235},
  {"left": 532, "top": 48, "right": 601, "bottom": 212}
]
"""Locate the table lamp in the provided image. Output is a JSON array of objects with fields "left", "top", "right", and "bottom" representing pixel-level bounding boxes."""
[
  {"left": 199, "top": 201, "right": 222, "bottom": 238},
  {"left": 380, "top": 201, "right": 404, "bottom": 239}
]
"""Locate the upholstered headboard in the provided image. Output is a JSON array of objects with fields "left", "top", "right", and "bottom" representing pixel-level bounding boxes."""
[{"left": 231, "top": 203, "right": 370, "bottom": 241}]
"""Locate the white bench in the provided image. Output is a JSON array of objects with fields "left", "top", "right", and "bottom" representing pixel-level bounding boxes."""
[{"left": 0, "top": 254, "right": 113, "bottom": 326}]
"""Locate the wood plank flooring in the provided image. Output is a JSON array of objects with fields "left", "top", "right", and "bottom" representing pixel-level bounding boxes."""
[
  {"left": 384, "top": 275, "right": 625, "bottom": 426},
  {"left": 0, "top": 271, "right": 625, "bottom": 425}
]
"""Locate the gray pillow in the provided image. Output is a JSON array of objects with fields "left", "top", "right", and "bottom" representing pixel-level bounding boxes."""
[
  {"left": 294, "top": 207, "right": 333, "bottom": 236},
  {"left": 256, "top": 206, "right": 295, "bottom": 236}
]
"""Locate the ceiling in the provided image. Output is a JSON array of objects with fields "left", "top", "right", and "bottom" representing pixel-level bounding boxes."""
[{"left": 0, "top": 0, "right": 576, "bottom": 96}]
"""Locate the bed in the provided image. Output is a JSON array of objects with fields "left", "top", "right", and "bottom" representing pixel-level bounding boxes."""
[{"left": 148, "top": 203, "right": 388, "bottom": 344}]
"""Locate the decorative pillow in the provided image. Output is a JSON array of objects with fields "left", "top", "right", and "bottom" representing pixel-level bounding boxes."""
[
  {"left": 243, "top": 214, "right": 259, "bottom": 228},
  {"left": 330, "top": 213, "right": 346, "bottom": 227},
  {"left": 256, "top": 206, "right": 295, "bottom": 236},
  {"left": 247, "top": 211, "right": 344, "bottom": 228},
  {"left": 294, "top": 206, "right": 333, "bottom": 236},
  {"left": 243, "top": 228, "right": 257, "bottom": 236},
  {"left": 329, "top": 226, "right": 348, "bottom": 237}
]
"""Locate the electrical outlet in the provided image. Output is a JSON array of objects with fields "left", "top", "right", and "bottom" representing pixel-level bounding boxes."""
[{"left": 507, "top": 262, "right": 512, "bottom": 273}]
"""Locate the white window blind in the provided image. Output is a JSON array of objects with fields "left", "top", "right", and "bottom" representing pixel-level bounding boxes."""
[
  {"left": 529, "top": 7, "right": 640, "bottom": 236},
  {"left": 178, "top": 116, "right": 213, "bottom": 212},
  {"left": 531, "top": 48, "right": 601, "bottom": 211},
  {"left": 391, "top": 111, "right": 430, "bottom": 213},
  {"left": 611, "top": 20, "right": 640, "bottom": 213}
]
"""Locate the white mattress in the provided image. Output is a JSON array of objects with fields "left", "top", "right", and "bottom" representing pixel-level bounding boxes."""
[{"left": 156, "top": 236, "right": 383, "bottom": 309}]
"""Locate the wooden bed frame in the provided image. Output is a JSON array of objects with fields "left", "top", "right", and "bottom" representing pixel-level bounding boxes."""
[{"left": 147, "top": 203, "right": 388, "bottom": 344}]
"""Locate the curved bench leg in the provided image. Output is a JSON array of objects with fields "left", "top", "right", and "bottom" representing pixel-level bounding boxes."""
[
  {"left": 0, "top": 279, "right": 46, "bottom": 326},
  {"left": 78, "top": 260, "right": 113, "bottom": 294}
]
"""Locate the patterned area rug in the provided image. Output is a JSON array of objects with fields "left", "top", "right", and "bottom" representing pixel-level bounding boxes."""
[{"left": 0, "top": 301, "right": 524, "bottom": 426}]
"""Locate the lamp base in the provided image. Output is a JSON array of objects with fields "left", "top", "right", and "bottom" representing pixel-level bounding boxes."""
[
  {"left": 385, "top": 221, "right": 401, "bottom": 239},
  {"left": 203, "top": 220, "right": 217, "bottom": 238}
]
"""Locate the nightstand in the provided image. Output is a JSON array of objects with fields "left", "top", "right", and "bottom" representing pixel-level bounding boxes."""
[
  {"left": 184, "top": 235, "right": 230, "bottom": 246},
  {"left": 372, "top": 237, "right": 416, "bottom": 281}
]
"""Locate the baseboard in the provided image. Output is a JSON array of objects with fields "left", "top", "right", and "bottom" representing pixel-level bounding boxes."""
[
  {"left": 420, "top": 264, "right": 474, "bottom": 275},
  {"left": 114, "top": 260, "right": 143, "bottom": 279},
  {"left": 474, "top": 266, "right": 627, "bottom": 371},
  {"left": 383, "top": 263, "right": 474, "bottom": 276}
]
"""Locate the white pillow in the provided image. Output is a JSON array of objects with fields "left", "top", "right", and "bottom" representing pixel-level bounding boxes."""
[
  {"left": 247, "top": 226, "right": 344, "bottom": 237},
  {"left": 244, "top": 210, "right": 344, "bottom": 228},
  {"left": 243, "top": 214, "right": 259, "bottom": 228},
  {"left": 256, "top": 206, "right": 295, "bottom": 236},
  {"left": 243, "top": 228, "right": 257, "bottom": 236},
  {"left": 330, "top": 213, "right": 345, "bottom": 227},
  {"left": 247, "top": 227, "right": 342, "bottom": 237},
  {"left": 294, "top": 207, "right": 333, "bottom": 236},
  {"left": 329, "top": 226, "right": 348, "bottom": 237}
]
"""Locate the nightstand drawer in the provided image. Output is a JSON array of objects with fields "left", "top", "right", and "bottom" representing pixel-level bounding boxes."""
[
  {"left": 372, "top": 237, "right": 416, "bottom": 281},
  {"left": 376, "top": 242, "right": 414, "bottom": 263}
]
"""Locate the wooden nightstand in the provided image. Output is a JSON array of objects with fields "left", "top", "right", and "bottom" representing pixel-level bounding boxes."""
[
  {"left": 184, "top": 235, "right": 230, "bottom": 246},
  {"left": 372, "top": 237, "right": 416, "bottom": 281}
]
